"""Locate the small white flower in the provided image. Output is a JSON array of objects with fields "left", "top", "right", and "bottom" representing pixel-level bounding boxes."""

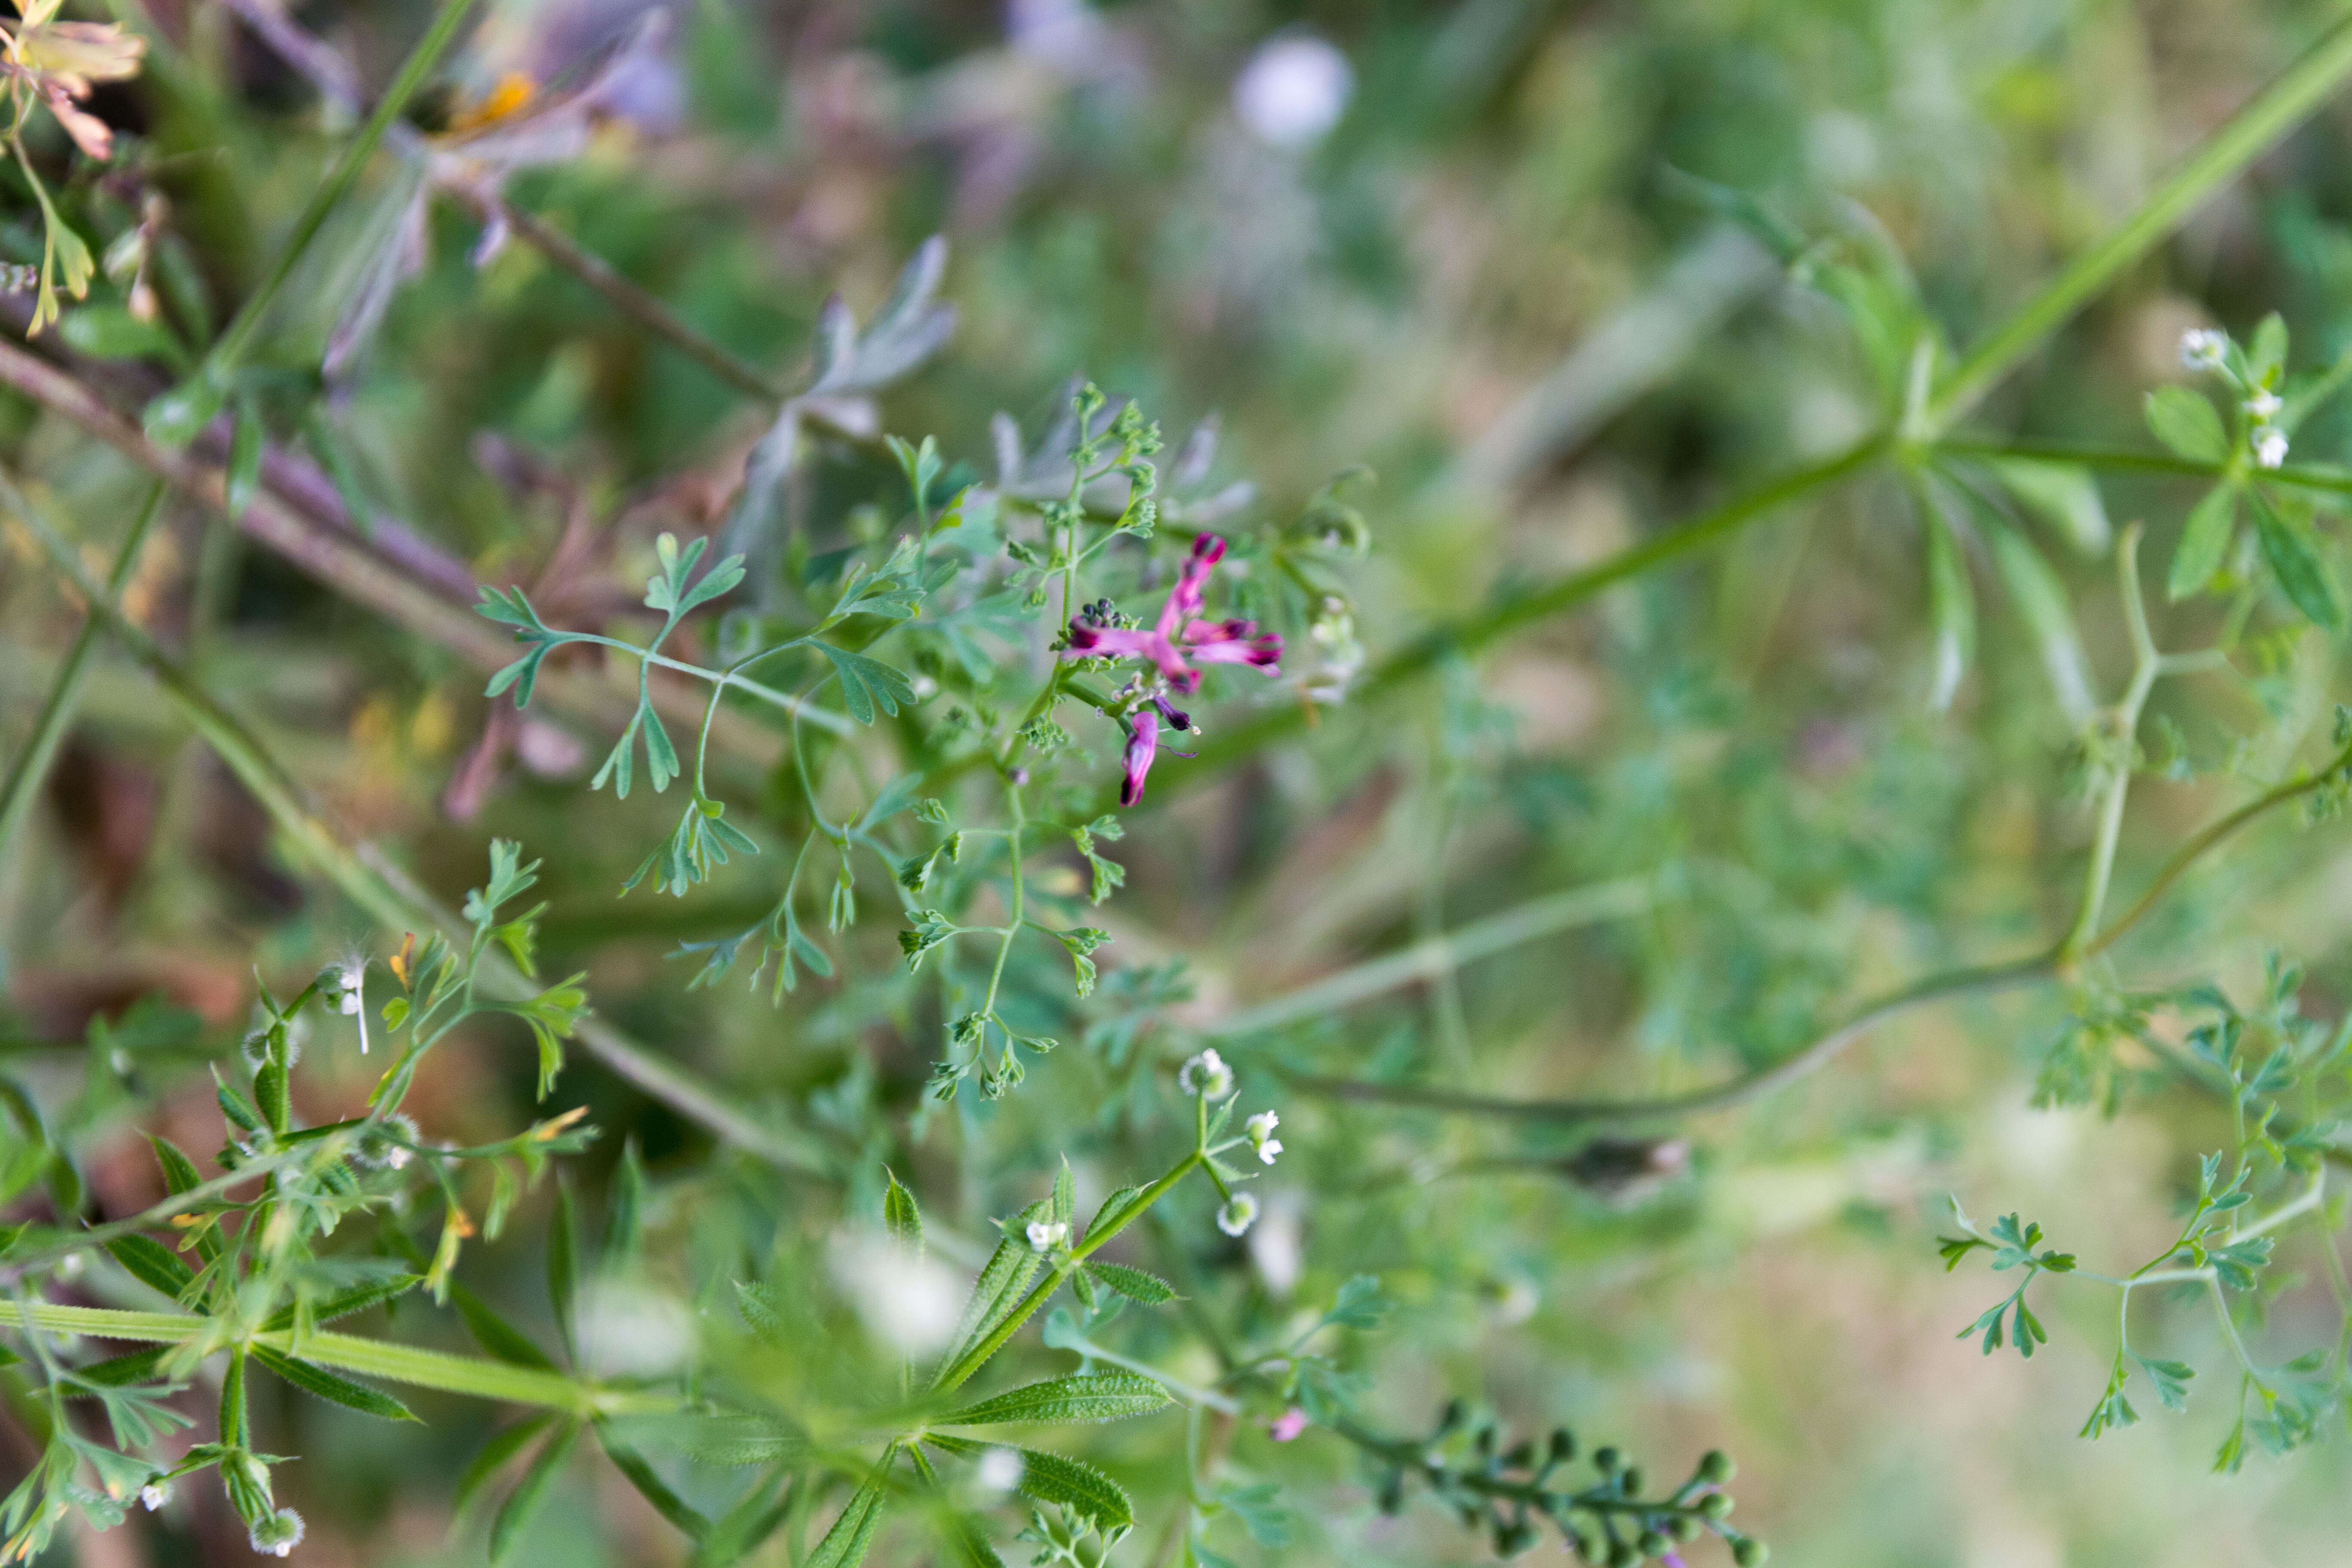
[
  {"left": 1179, "top": 1048, "right": 1235, "bottom": 1100},
  {"left": 2180, "top": 327, "right": 2227, "bottom": 371},
  {"left": 139, "top": 1481, "right": 171, "bottom": 1512},
  {"left": 1233, "top": 34, "right": 1353, "bottom": 150},
  {"left": 1246, "top": 1110, "right": 1283, "bottom": 1165},
  {"left": 975, "top": 1446, "right": 1026, "bottom": 1494},
  {"left": 1026, "top": 1219, "right": 1069, "bottom": 1253},
  {"left": 1216, "top": 1194, "right": 1259, "bottom": 1237},
  {"left": 2256, "top": 428, "right": 2289, "bottom": 469},
  {"left": 2245, "top": 389, "right": 2283, "bottom": 420}
]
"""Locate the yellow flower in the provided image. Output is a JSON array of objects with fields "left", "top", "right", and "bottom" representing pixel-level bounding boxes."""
[{"left": 3, "top": 2, "right": 144, "bottom": 159}]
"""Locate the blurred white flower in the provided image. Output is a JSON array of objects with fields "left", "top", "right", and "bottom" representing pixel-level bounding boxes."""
[
  {"left": 827, "top": 1231, "right": 964, "bottom": 1355},
  {"left": 139, "top": 1481, "right": 170, "bottom": 1512},
  {"left": 1216, "top": 1193, "right": 1259, "bottom": 1236},
  {"left": 2245, "top": 389, "right": 2282, "bottom": 420},
  {"left": 976, "top": 1446, "right": 1026, "bottom": 1494},
  {"left": 1246, "top": 1190, "right": 1302, "bottom": 1295},
  {"left": 1233, "top": 34, "right": 1352, "bottom": 150},
  {"left": 1026, "top": 1219, "right": 1068, "bottom": 1253},
  {"left": 576, "top": 1279, "right": 696, "bottom": 1378},
  {"left": 2256, "top": 429, "right": 2289, "bottom": 469}
]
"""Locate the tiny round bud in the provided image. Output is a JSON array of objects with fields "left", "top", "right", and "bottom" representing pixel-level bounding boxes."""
[
  {"left": 1494, "top": 1520, "right": 1537, "bottom": 1556},
  {"left": 1732, "top": 1539, "right": 1769, "bottom": 1568},
  {"left": 1618, "top": 1467, "right": 1643, "bottom": 1497},
  {"left": 1547, "top": 1427, "right": 1575, "bottom": 1464},
  {"left": 1636, "top": 1530, "right": 1670, "bottom": 1558},
  {"left": 1502, "top": 1439, "right": 1535, "bottom": 1470},
  {"left": 1668, "top": 1514, "right": 1701, "bottom": 1542},
  {"left": 1564, "top": 1528, "right": 1596, "bottom": 1562},
  {"left": 1701, "top": 1492, "right": 1734, "bottom": 1521},
  {"left": 1592, "top": 1446, "right": 1622, "bottom": 1473},
  {"left": 1605, "top": 1540, "right": 1639, "bottom": 1568},
  {"left": 1697, "top": 1449, "right": 1735, "bottom": 1486}
]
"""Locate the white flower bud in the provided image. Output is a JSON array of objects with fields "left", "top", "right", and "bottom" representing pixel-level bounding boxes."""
[
  {"left": 2245, "top": 389, "right": 2283, "bottom": 420},
  {"left": 1026, "top": 1219, "right": 1069, "bottom": 1253},
  {"left": 248, "top": 1508, "right": 304, "bottom": 1557},
  {"left": 2256, "top": 429, "right": 2289, "bottom": 469},
  {"left": 140, "top": 1481, "right": 171, "bottom": 1512},
  {"left": 2180, "top": 327, "right": 2227, "bottom": 371},
  {"left": 1216, "top": 1194, "right": 1259, "bottom": 1236}
]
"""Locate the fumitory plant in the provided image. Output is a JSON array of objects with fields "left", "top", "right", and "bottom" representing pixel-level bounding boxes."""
[{"left": 24, "top": 3, "right": 2352, "bottom": 1566}]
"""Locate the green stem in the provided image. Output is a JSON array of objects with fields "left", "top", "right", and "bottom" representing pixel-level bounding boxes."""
[
  {"left": 1187, "top": 436, "right": 1890, "bottom": 774},
  {"left": 0, "top": 481, "right": 167, "bottom": 872},
  {"left": 1926, "top": 9, "right": 2352, "bottom": 432},
  {"left": 479, "top": 196, "right": 787, "bottom": 403},
  {"left": 209, "top": 0, "right": 478, "bottom": 372},
  {"left": 5, "top": 1302, "right": 653, "bottom": 1414},
  {"left": 1933, "top": 435, "right": 2352, "bottom": 496},
  {"left": 1204, "top": 876, "right": 1659, "bottom": 1038},
  {"left": 930, "top": 1150, "right": 1203, "bottom": 1393},
  {"left": 2061, "top": 526, "right": 2161, "bottom": 957}
]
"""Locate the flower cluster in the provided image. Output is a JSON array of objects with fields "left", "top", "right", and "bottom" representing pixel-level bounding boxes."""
[
  {"left": 1064, "top": 534, "right": 1283, "bottom": 804},
  {"left": 2181, "top": 325, "right": 2288, "bottom": 469}
]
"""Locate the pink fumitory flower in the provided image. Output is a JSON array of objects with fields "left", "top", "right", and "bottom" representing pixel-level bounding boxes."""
[
  {"left": 1268, "top": 1407, "right": 1310, "bottom": 1442},
  {"left": 1063, "top": 535, "right": 1283, "bottom": 805}
]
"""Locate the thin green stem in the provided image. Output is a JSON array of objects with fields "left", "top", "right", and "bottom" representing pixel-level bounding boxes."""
[
  {"left": 930, "top": 1149, "right": 1203, "bottom": 1393},
  {"left": 2062, "top": 526, "right": 2162, "bottom": 956},
  {"left": 1205, "top": 882, "right": 1663, "bottom": 1041},
  {"left": 0, "top": 481, "right": 167, "bottom": 872},
  {"left": 479, "top": 196, "right": 788, "bottom": 403},
  {"left": 4, "top": 1302, "right": 657, "bottom": 1414},
  {"left": 1926, "top": 9, "right": 2352, "bottom": 431},
  {"left": 208, "top": 0, "right": 477, "bottom": 373}
]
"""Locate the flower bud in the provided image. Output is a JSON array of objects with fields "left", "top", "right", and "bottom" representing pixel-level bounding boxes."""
[
  {"left": 1732, "top": 1539, "right": 1770, "bottom": 1567},
  {"left": 1546, "top": 1427, "right": 1575, "bottom": 1464},
  {"left": 1667, "top": 1514, "right": 1701, "bottom": 1542},
  {"left": 1605, "top": 1540, "right": 1639, "bottom": 1568},
  {"left": 1697, "top": 1449, "right": 1734, "bottom": 1486},
  {"left": 1618, "top": 1466, "right": 1642, "bottom": 1497},
  {"left": 1636, "top": 1530, "right": 1670, "bottom": 1558},
  {"left": 1591, "top": 1446, "right": 1621, "bottom": 1474},
  {"left": 1700, "top": 1492, "right": 1734, "bottom": 1521}
]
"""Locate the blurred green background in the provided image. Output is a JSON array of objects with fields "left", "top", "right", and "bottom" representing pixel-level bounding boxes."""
[{"left": 13, "top": 0, "right": 2352, "bottom": 1563}]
